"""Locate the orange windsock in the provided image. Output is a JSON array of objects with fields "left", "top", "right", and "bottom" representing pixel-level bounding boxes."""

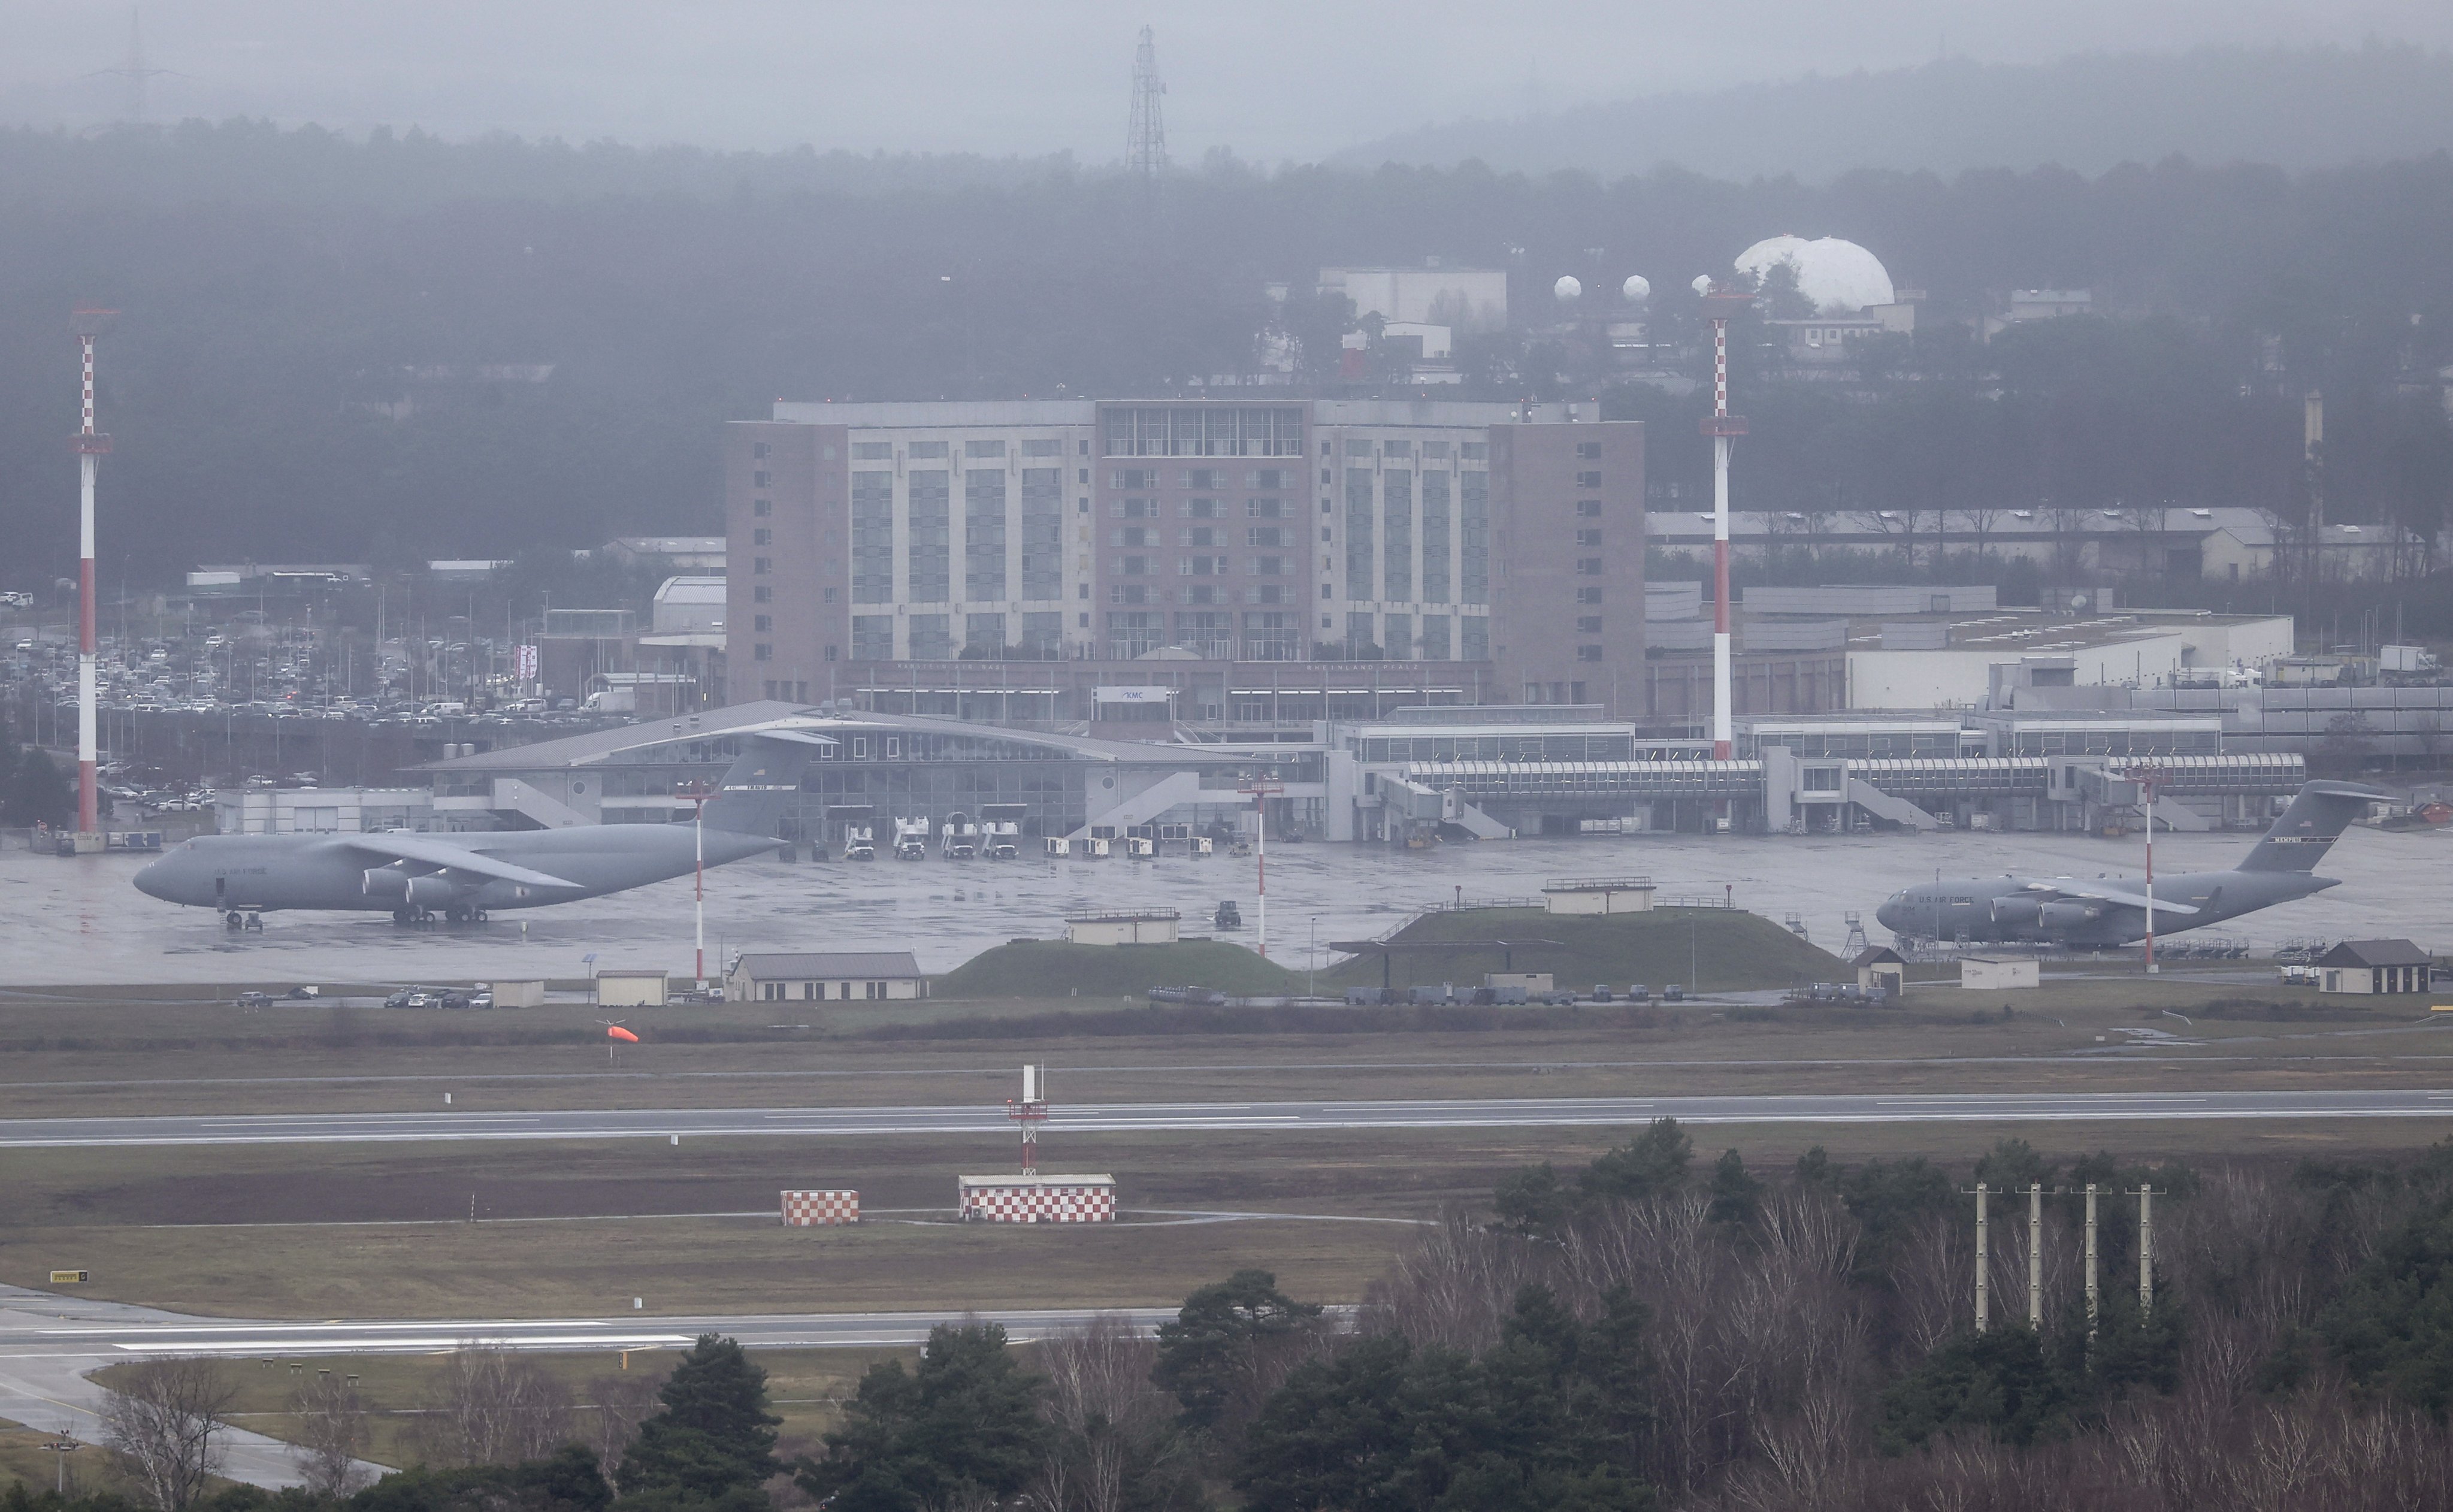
[{"left": 607, "top": 1026, "right": 639, "bottom": 1043}]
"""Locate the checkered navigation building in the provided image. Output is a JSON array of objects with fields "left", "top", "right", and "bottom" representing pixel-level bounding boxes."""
[{"left": 727, "top": 400, "right": 1645, "bottom": 721}]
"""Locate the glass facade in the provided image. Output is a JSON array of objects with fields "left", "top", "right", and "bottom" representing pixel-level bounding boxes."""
[
  {"left": 1101, "top": 406, "right": 1305, "bottom": 457},
  {"left": 852, "top": 471, "right": 894, "bottom": 604},
  {"left": 1421, "top": 615, "right": 1451, "bottom": 661},
  {"left": 1345, "top": 468, "right": 1375, "bottom": 601},
  {"left": 964, "top": 468, "right": 1007, "bottom": 601},
  {"left": 908, "top": 470, "right": 951, "bottom": 603},
  {"left": 909, "top": 613, "right": 953, "bottom": 661},
  {"left": 1462, "top": 615, "right": 1489, "bottom": 660},
  {"left": 1383, "top": 470, "right": 1413, "bottom": 603},
  {"left": 1421, "top": 470, "right": 1451, "bottom": 603},
  {"left": 1020, "top": 467, "right": 1062, "bottom": 601},
  {"left": 1460, "top": 471, "right": 1489, "bottom": 605},
  {"left": 1384, "top": 612, "right": 1413, "bottom": 661},
  {"left": 964, "top": 612, "right": 1006, "bottom": 657},
  {"left": 851, "top": 615, "right": 893, "bottom": 661}
]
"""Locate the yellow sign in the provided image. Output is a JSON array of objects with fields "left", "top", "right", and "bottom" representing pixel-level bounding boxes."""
[{"left": 50, "top": 1270, "right": 89, "bottom": 1284}]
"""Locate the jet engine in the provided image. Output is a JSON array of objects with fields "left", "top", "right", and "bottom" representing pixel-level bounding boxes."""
[
  {"left": 362, "top": 867, "right": 409, "bottom": 901},
  {"left": 2036, "top": 901, "right": 2103, "bottom": 929},
  {"left": 404, "top": 873, "right": 474, "bottom": 909},
  {"left": 1989, "top": 897, "right": 2042, "bottom": 930}
]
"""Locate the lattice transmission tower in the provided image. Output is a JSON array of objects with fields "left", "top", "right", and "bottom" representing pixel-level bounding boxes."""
[{"left": 1127, "top": 26, "right": 1167, "bottom": 179}]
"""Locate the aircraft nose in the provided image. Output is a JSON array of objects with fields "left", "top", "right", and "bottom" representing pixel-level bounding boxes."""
[
  {"left": 133, "top": 857, "right": 170, "bottom": 900},
  {"left": 1874, "top": 901, "right": 1900, "bottom": 931}
]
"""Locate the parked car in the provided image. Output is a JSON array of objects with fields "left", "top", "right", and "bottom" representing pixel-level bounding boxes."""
[{"left": 235, "top": 991, "right": 271, "bottom": 1008}]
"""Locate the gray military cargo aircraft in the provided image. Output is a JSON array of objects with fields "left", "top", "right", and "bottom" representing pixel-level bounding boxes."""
[
  {"left": 134, "top": 728, "right": 829, "bottom": 929},
  {"left": 1873, "top": 779, "right": 2384, "bottom": 948}
]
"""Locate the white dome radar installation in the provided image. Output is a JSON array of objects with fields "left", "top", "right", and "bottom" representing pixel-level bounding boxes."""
[
  {"left": 1553, "top": 274, "right": 1582, "bottom": 302},
  {"left": 1734, "top": 235, "right": 1895, "bottom": 314}
]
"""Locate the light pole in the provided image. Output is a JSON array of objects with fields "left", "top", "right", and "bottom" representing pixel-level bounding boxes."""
[
  {"left": 1239, "top": 771, "right": 1283, "bottom": 958},
  {"left": 677, "top": 783, "right": 714, "bottom": 991},
  {"left": 1308, "top": 915, "right": 1320, "bottom": 1000}
]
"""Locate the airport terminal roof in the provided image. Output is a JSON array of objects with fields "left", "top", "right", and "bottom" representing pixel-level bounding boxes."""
[{"left": 419, "top": 701, "right": 1253, "bottom": 773}]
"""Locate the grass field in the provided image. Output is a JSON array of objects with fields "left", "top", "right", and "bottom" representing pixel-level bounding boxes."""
[{"left": 8, "top": 953, "right": 2452, "bottom": 1324}]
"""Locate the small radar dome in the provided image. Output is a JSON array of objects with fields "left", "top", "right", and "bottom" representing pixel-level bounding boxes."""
[
  {"left": 1690, "top": 274, "right": 1713, "bottom": 295},
  {"left": 1621, "top": 274, "right": 1650, "bottom": 303},
  {"left": 1553, "top": 275, "right": 1582, "bottom": 302}
]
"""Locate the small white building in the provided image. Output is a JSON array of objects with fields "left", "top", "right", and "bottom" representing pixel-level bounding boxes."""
[
  {"left": 1064, "top": 911, "right": 1180, "bottom": 946},
  {"left": 727, "top": 951, "right": 927, "bottom": 1002},
  {"left": 594, "top": 969, "right": 670, "bottom": 1007},
  {"left": 214, "top": 787, "right": 432, "bottom": 835},
  {"left": 1543, "top": 877, "right": 1657, "bottom": 915},
  {"left": 1960, "top": 956, "right": 2040, "bottom": 991}
]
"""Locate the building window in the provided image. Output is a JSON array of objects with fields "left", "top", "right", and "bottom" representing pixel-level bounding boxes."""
[
  {"left": 1577, "top": 558, "right": 1603, "bottom": 575},
  {"left": 753, "top": 528, "right": 772, "bottom": 546},
  {"left": 1023, "top": 437, "right": 1063, "bottom": 456},
  {"left": 1577, "top": 471, "right": 1602, "bottom": 488},
  {"left": 1576, "top": 615, "right": 1602, "bottom": 633},
  {"left": 754, "top": 586, "right": 772, "bottom": 603},
  {"left": 753, "top": 441, "right": 771, "bottom": 459},
  {"left": 753, "top": 643, "right": 772, "bottom": 661},
  {"left": 754, "top": 615, "right": 772, "bottom": 632},
  {"left": 908, "top": 614, "right": 952, "bottom": 660},
  {"left": 753, "top": 498, "right": 772, "bottom": 516},
  {"left": 1121, "top": 556, "right": 1149, "bottom": 576},
  {"left": 1575, "top": 586, "right": 1602, "bottom": 604},
  {"left": 1577, "top": 499, "right": 1601, "bottom": 518},
  {"left": 1247, "top": 526, "right": 1283, "bottom": 548},
  {"left": 907, "top": 469, "right": 951, "bottom": 601},
  {"left": 1577, "top": 441, "right": 1601, "bottom": 459},
  {"left": 966, "top": 439, "right": 1006, "bottom": 458},
  {"left": 1254, "top": 556, "right": 1283, "bottom": 575},
  {"left": 1575, "top": 529, "right": 1601, "bottom": 546},
  {"left": 1246, "top": 498, "right": 1282, "bottom": 518},
  {"left": 1461, "top": 616, "right": 1489, "bottom": 660},
  {"left": 753, "top": 557, "right": 771, "bottom": 574},
  {"left": 908, "top": 441, "right": 948, "bottom": 459},
  {"left": 754, "top": 470, "right": 771, "bottom": 487},
  {"left": 1577, "top": 645, "right": 1603, "bottom": 662},
  {"left": 824, "top": 586, "right": 837, "bottom": 603},
  {"left": 825, "top": 644, "right": 837, "bottom": 661},
  {"left": 851, "top": 615, "right": 892, "bottom": 660},
  {"left": 852, "top": 441, "right": 892, "bottom": 460}
]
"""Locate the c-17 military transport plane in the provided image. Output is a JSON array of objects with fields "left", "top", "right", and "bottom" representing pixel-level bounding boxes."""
[
  {"left": 134, "top": 728, "right": 830, "bottom": 929},
  {"left": 1873, "top": 779, "right": 2384, "bottom": 948}
]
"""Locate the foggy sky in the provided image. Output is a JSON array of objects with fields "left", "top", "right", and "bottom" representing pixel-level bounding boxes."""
[{"left": 5, "top": 0, "right": 2451, "bottom": 164}]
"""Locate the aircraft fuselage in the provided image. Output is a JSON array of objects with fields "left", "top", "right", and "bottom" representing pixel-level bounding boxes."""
[{"left": 1874, "top": 869, "right": 2337, "bottom": 948}]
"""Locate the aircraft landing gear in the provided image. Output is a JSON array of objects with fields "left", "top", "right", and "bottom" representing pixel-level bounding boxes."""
[
  {"left": 392, "top": 909, "right": 412, "bottom": 926},
  {"left": 226, "top": 911, "right": 262, "bottom": 932}
]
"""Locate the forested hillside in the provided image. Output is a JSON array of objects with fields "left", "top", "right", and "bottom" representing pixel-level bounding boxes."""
[{"left": 0, "top": 122, "right": 2446, "bottom": 580}]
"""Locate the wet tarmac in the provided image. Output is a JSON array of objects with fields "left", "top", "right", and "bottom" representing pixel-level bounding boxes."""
[{"left": 2, "top": 822, "right": 2445, "bottom": 987}]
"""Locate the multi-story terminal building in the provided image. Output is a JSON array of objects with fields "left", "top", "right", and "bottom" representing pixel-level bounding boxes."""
[{"left": 724, "top": 399, "right": 1668, "bottom": 723}]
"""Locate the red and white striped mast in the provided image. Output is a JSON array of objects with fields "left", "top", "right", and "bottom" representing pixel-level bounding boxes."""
[
  {"left": 1698, "top": 283, "right": 1752, "bottom": 761},
  {"left": 70, "top": 309, "right": 118, "bottom": 839}
]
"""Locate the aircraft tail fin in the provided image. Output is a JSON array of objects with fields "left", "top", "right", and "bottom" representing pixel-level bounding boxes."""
[
  {"left": 701, "top": 730, "right": 834, "bottom": 839},
  {"left": 2235, "top": 781, "right": 2382, "bottom": 873}
]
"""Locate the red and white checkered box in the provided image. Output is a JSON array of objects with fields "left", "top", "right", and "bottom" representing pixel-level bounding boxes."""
[
  {"left": 957, "top": 1177, "right": 1115, "bottom": 1224},
  {"left": 781, "top": 1189, "right": 860, "bottom": 1225}
]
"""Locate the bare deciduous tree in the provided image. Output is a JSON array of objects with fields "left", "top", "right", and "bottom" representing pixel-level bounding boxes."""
[
  {"left": 583, "top": 1366, "right": 669, "bottom": 1489},
  {"left": 288, "top": 1371, "right": 373, "bottom": 1499},
  {"left": 1032, "top": 1314, "right": 1179, "bottom": 1512},
  {"left": 412, "top": 1345, "right": 573, "bottom": 1467},
  {"left": 102, "top": 1356, "right": 237, "bottom": 1512}
]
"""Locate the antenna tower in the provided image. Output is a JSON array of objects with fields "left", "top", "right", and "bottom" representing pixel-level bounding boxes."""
[
  {"left": 1127, "top": 26, "right": 1167, "bottom": 179},
  {"left": 71, "top": 308, "right": 117, "bottom": 840},
  {"left": 1008, "top": 1063, "right": 1049, "bottom": 1175},
  {"left": 96, "top": 10, "right": 174, "bottom": 122}
]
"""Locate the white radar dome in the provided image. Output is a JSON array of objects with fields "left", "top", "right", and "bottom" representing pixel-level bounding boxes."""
[
  {"left": 1621, "top": 274, "right": 1650, "bottom": 303},
  {"left": 1733, "top": 234, "right": 1895, "bottom": 313},
  {"left": 1553, "top": 274, "right": 1582, "bottom": 302},
  {"left": 1690, "top": 274, "right": 1713, "bottom": 295}
]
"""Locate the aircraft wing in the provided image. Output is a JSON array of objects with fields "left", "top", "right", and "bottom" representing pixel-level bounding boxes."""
[
  {"left": 340, "top": 833, "right": 580, "bottom": 889},
  {"left": 2021, "top": 880, "right": 2199, "bottom": 916}
]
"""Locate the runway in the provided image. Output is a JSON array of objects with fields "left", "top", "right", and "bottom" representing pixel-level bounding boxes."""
[
  {"left": 0, "top": 1283, "right": 1171, "bottom": 1489},
  {"left": 8, "top": 1089, "right": 2453, "bottom": 1147}
]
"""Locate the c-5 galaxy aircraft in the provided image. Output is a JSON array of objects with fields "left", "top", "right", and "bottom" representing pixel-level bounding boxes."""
[
  {"left": 1874, "top": 780, "right": 2382, "bottom": 948},
  {"left": 134, "top": 728, "right": 829, "bottom": 929}
]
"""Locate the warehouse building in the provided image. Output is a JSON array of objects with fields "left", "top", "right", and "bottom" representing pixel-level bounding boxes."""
[{"left": 726, "top": 951, "right": 927, "bottom": 1002}]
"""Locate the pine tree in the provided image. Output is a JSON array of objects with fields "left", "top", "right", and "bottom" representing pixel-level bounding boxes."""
[{"left": 614, "top": 1335, "right": 779, "bottom": 1505}]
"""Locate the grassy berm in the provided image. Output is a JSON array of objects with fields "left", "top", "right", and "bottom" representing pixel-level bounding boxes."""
[
  {"left": 934, "top": 938, "right": 1299, "bottom": 998},
  {"left": 1319, "top": 905, "right": 1837, "bottom": 993}
]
